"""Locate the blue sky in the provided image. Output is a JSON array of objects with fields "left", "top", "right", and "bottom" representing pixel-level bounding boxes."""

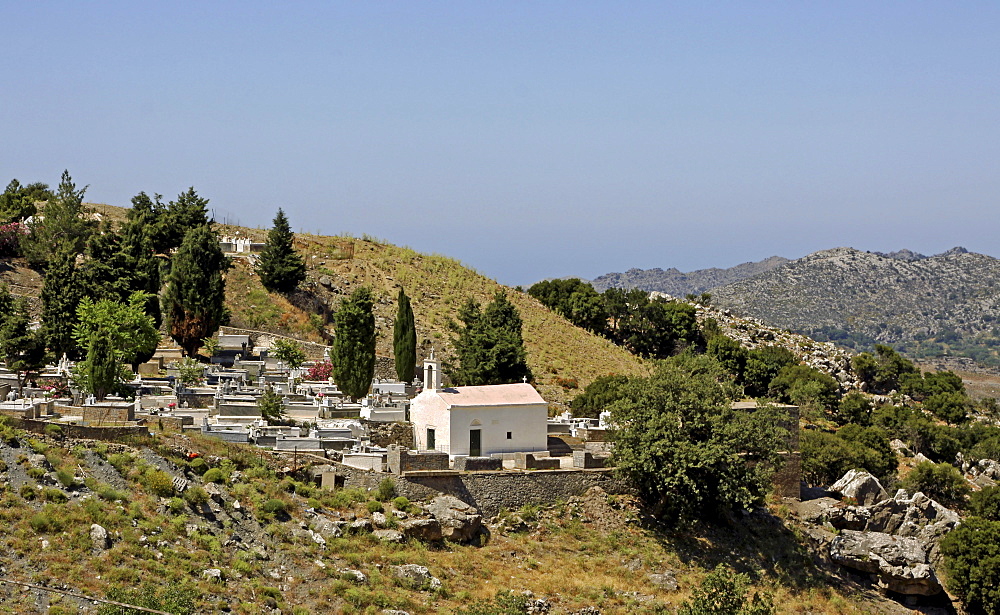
[{"left": 3, "top": 2, "right": 998, "bottom": 285}]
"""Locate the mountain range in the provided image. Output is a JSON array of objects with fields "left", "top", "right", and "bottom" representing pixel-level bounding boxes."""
[{"left": 591, "top": 247, "right": 1000, "bottom": 366}]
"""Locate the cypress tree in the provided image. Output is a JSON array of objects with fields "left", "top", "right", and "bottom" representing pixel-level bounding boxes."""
[
  {"left": 257, "top": 208, "right": 306, "bottom": 293},
  {"left": 160, "top": 187, "right": 210, "bottom": 253},
  {"left": 80, "top": 331, "right": 120, "bottom": 400},
  {"left": 393, "top": 288, "right": 416, "bottom": 382},
  {"left": 161, "top": 225, "right": 228, "bottom": 357},
  {"left": 331, "top": 287, "right": 376, "bottom": 400},
  {"left": 41, "top": 246, "right": 85, "bottom": 358}
]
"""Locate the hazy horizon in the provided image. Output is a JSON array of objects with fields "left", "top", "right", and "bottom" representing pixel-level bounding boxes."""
[{"left": 4, "top": 2, "right": 998, "bottom": 286}]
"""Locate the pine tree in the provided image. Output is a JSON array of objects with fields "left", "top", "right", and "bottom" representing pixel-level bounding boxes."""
[
  {"left": 22, "top": 171, "right": 95, "bottom": 269},
  {"left": 41, "top": 246, "right": 85, "bottom": 358},
  {"left": 331, "top": 287, "right": 376, "bottom": 400},
  {"left": 257, "top": 208, "right": 306, "bottom": 293},
  {"left": 161, "top": 225, "right": 228, "bottom": 357},
  {"left": 393, "top": 288, "right": 417, "bottom": 382},
  {"left": 450, "top": 291, "right": 532, "bottom": 386},
  {"left": 0, "top": 179, "right": 38, "bottom": 224}
]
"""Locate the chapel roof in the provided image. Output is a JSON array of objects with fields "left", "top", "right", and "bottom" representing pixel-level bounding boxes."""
[{"left": 425, "top": 383, "right": 546, "bottom": 408}]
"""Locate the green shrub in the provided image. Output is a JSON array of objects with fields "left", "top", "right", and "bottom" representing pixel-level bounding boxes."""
[
  {"left": 374, "top": 477, "right": 395, "bottom": 502},
  {"left": 29, "top": 506, "right": 64, "bottom": 534},
  {"left": 55, "top": 468, "right": 76, "bottom": 488},
  {"left": 168, "top": 497, "right": 186, "bottom": 513},
  {"left": 970, "top": 485, "right": 1000, "bottom": 521},
  {"left": 392, "top": 496, "right": 410, "bottom": 510},
  {"left": 902, "top": 461, "right": 970, "bottom": 507},
  {"left": 678, "top": 565, "right": 775, "bottom": 615},
  {"left": 454, "top": 590, "right": 529, "bottom": 615},
  {"left": 366, "top": 500, "right": 384, "bottom": 514},
  {"left": 203, "top": 468, "right": 225, "bottom": 484},
  {"left": 262, "top": 499, "right": 287, "bottom": 516},
  {"left": 184, "top": 486, "right": 209, "bottom": 508},
  {"left": 42, "top": 488, "right": 67, "bottom": 503},
  {"left": 19, "top": 484, "right": 37, "bottom": 500},
  {"left": 43, "top": 423, "right": 63, "bottom": 439},
  {"left": 941, "top": 518, "right": 1000, "bottom": 615},
  {"left": 27, "top": 467, "right": 46, "bottom": 480},
  {"left": 188, "top": 457, "right": 208, "bottom": 475},
  {"left": 141, "top": 469, "right": 175, "bottom": 497},
  {"left": 96, "top": 484, "right": 127, "bottom": 502}
]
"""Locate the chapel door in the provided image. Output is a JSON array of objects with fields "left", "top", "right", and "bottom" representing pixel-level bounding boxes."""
[{"left": 469, "top": 429, "right": 481, "bottom": 457}]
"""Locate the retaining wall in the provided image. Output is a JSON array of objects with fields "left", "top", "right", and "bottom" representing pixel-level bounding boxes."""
[{"left": 320, "top": 461, "right": 632, "bottom": 517}]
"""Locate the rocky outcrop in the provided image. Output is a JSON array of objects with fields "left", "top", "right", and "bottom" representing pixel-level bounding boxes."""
[
  {"left": 389, "top": 564, "right": 442, "bottom": 591},
  {"left": 425, "top": 495, "right": 482, "bottom": 543},
  {"left": 829, "top": 469, "right": 889, "bottom": 506},
  {"left": 830, "top": 530, "right": 941, "bottom": 595},
  {"left": 826, "top": 489, "right": 960, "bottom": 566}
]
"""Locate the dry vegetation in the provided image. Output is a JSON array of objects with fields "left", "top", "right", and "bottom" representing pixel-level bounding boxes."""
[{"left": 0, "top": 423, "right": 889, "bottom": 614}]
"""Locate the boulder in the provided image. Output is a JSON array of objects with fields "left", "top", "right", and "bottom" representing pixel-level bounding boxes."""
[
  {"left": 830, "top": 530, "right": 941, "bottom": 596},
  {"left": 890, "top": 439, "right": 913, "bottom": 457},
  {"left": 372, "top": 529, "right": 405, "bottom": 543},
  {"left": 400, "top": 518, "right": 443, "bottom": 542},
  {"left": 825, "top": 490, "right": 960, "bottom": 565},
  {"left": 829, "top": 469, "right": 889, "bottom": 506},
  {"left": 425, "top": 495, "right": 482, "bottom": 543},
  {"left": 311, "top": 518, "right": 345, "bottom": 539},
  {"left": 389, "top": 564, "right": 442, "bottom": 590},
  {"left": 90, "top": 524, "right": 110, "bottom": 553},
  {"left": 202, "top": 568, "right": 223, "bottom": 582},
  {"left": 648, "top": 571, "right": 679, "bottom": 591},
  {"left": 372, "top": 511, "right": 388, "bottom": 528},
  {"left": 349, "top": 518, "right": 372, "bottom": 533}
]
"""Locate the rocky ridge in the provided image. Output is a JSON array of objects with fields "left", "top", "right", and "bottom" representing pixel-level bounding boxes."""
[
  {"left": 710, "top": 247, "right": 1000, "bottom": 363},
  {"left": 689, "top": 299, "right": 862, "bottom": 392},
  {"left": 590, "top": 255, "right": 790, "bottom": 295}
]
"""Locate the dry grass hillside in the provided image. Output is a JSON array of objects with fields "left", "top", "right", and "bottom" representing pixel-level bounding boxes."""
[
  {"left": 219, "top": 226, "right": 647, "bottom": 405},
  {"left": 3, "top": 203, "right": 647, "bottom": 405}
]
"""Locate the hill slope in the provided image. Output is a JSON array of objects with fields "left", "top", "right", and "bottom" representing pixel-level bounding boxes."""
[
  {"left": 590, "top": 256, "right": 789, "bottom": 296},
  {"left": 710, "top": 247, "right": 1000, "bottom": 364},
  {"left": 0, "top": 206, "right": 647, "bottom": 404}
]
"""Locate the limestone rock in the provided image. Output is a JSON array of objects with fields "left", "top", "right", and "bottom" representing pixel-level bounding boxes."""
[
  {"left": 311, "top": 518, "right": 345, "bottom": 539},
  {"left": 829, "top": 469, "right": 888, "bottom": 505},
  {"left": 202, "top": 568, "right": 223, "bottom": 582},
  {"left": 830, "top": 530, "right": 941, "bottom": 596},
  {"left": 389, "top": 564, "right": 442, "bottom": 590},
  {"left": 90, "top": 524, "right": 110, "bottom": 552},
  {"left": 372, "top": 511, "right": 388, "bottom": 527},
  {"left": 340, "top": 568, "right": 367, "bottom": 584},
  {"left": 648, "top": 571, "right": 679, "bottom": 591},
  {"left": 890, "top": 439, "right": 913, "bottom": 457},
  {"left": 372, "top": 529, "right": 405, "bottom": 543},
  {"left": 425, "top": 495, "right": 482, "bottom": 543},
  {"left": 400, "top": 517, "right": 443, "bottom": 542},
  {"left": 825, "top": 490, "right": 960, "bottom": 565},
  {"left": 349, "top": 518, "right": 372, "bottom": 533}
]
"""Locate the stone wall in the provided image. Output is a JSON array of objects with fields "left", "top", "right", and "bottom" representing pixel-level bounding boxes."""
[
  {"left": 11, "top": 418, "right": 149, "bottom": 442},
  {"left": 387, "top": 445, "right": 449, "bottom": 474},
  {"left": 78, "top": 405, "right": 135, "bottom": 425},
  {"left": 316, "top": 461, "right": 633, "bottom": 517},
  {"left": 140, "top": 414, "right": 188, "bottom": 432}
]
